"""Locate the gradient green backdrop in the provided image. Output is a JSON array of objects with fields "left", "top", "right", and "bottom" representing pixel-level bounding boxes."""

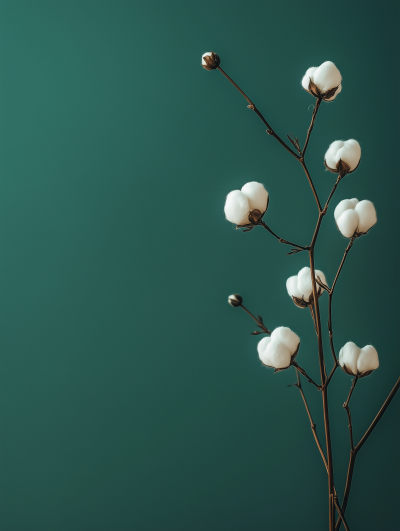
[{"left": 0, "top": 1, "right": 399, "bottom": 529}]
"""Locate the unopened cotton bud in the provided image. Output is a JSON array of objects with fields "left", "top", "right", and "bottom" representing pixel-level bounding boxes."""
[
  {"left": 337, "top": 209, "right": 359, "bottom": 238},
  {"left": 355, "top": 200, "right": 377, "bottom": 233},
  {"left": 228, "top": 294, "right": 242, "bottom": 307},
  {"left": 257, "top": 336, "right": 272, "bottom": 365},
  {"left": 339, "top": 342, "right": 360, "bottom": 375},
  {"left": 201, "top": 52, "right": 220, "bottom": 70},
  {"left": 241, "top": 182, "right": 269, "bottom": 213},
  {"left": 271, "top": 326, "right": 299, "bottom": 355},
  {"left": 357, "top": 345, "right": 379, "bottom": 373},
  {"left": 224, "top": 190, "right": 250, "bottom": 225},
  {"left": 301, "top": 61, "right": 342, "bottom": 101},
  {"left": 324, "top": 139, "right": 361, "bottom": 174},
  {"left": 264, "top": 340, "right": 292, "bottom": 369}
]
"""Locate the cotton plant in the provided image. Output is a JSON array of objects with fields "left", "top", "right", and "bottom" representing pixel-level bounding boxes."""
[{"left": 202, "top": 50, "right": 399, "bottom": 531}]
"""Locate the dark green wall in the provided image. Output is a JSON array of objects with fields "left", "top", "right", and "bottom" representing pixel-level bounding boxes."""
[{"left": 0, "top": 1, "right": 399, "bottom": 529}]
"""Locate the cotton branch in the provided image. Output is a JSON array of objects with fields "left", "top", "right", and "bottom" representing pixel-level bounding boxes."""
[
  {"left": 343, "top": 378, "right": 358, "bottom": 451},
  {"left": 292, "top": 361, "right": 321, "bottom": 390},
  {"left": 335, "top": 376, "right": 400, "bottom": 531},
  {"left": 228, "top": 296, "right": 271, "bottom": 335},
  {"left": 259, "top": 220, "right": 309, "bottom": 253},
  {"left": 291, "top": 369, "right": 327, "bottom": 470},
  {"left": 215, "top": 63, "right": 323, "bottom": 212}
]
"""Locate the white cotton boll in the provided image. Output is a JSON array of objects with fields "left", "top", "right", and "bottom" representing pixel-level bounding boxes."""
[
  {"left": 337, "top": 210, "right": 359, "bottom": 238},
  {"left": 271, "top": 327, "right": 300, "bottom": 355},
  {"left": 224, "top": 190, "right": 250, "bottom": 225},
  {"left": 336, "top": 140, "right": 361, "bottom": 170},
  {"left": 257, "top": 337, "right": 272, "bottom": 365},
  {"left": 286, "top": 276, "right": 301, "bottom": 298},
  {"left": 297, "top": 267, "right": 313, "bottom": 301},
  {"left": 201, "top": 52, "right": 212, "bottom": 65},
  {"left": 301, "top": 67, "right": 317, "bottom": 90},
  {"left": 339, "top": 342, "right": 361, "bottom": 375},
  {"left": 325, "top": 140, "right": 345, "bottom": 170},
  {"left": 334, "top": 199, "right": 357, "bottom": 222},
  {"left": 313, "top": 61, "right": 342, "bottom": 93},
  {"left": 357, "top": 345, "right": 379, "bottom": 373},
  {"left": 355, "top": 200, "right": 377, "bottom": 233},
  {"left": 349, "top": 198, "right": 359, "bottom": 207},
  {"left": 265, "top": 340, "right": 292, "bottom": 369},
  {"left": 325, "top": 83, "right": 342, "bottom": 101},
  {"left": 241, "top": 182, "right": 269, "bottom": 213}
]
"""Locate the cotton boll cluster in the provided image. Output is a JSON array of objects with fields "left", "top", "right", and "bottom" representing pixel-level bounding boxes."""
[
  {"left": 324, "top": 140, "right": 361, "bottom": 175},
  {"left": 202, "top": 52, "right": 220, "bottom": 70},
  {"left": 257, "top": 327, "right": 300, "bottom": 369},
  {"left": 301, "top": 61, "right": 342, "bottom": 101},
  {"left": 339, "top": 342, "right": 379, "bottom": 378},
  {"left": 286, "top": 267, "right": 327, "bottom": 308},
  {"left": 224, "top": 182, "right": 269, "bottom": 226},
  {"left": 334, "top": 199, "right": 377, "bottom": 238}
]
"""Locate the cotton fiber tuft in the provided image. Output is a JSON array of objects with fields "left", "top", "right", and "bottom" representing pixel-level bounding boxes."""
[
  {"left": 258, "top": 327, "right": 300, "bottom": 369},
  {"left": 224, "top": 182, "right": 269, "bottom": 226},
  {"left": 339, "top": 342, "right": 379, "bottom": 377},
  {"left": 334, "top": 198, "right": 377, "bottom": 238}
]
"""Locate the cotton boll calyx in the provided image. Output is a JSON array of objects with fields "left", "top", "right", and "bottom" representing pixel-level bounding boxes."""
[
  {"left": 202, "top": 52, "right": 220, "bottom": 70},
  {"left": 301, "top": 61, "right": 342, "bottom": 101},
  {"left": 337, "top": 209, "right": 359, "bottom": 238},
  {"left": 357, "top": 345, "right": 379, "bottom": 376},
  {"left": 324, "top": 139, "right": 361, "bottom": 175},
  {"left": 224, "top": 181, "right": 269, "bottom": 227},
  {"left": 339, "top": 342, "right": 361, "bottom": 376},
  {"left": 271, "top": 327, "right": 300, "bottom": 356},
  {"left": 355, "top": 200, "right": 377, "bottom": 233}
]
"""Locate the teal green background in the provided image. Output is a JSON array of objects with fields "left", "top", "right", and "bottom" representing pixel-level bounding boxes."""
[{"left": 0, "top": 1, "right": 399, "bottom": 529}]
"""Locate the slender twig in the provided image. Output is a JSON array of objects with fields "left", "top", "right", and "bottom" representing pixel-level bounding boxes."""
[
  {"left": 239, "top": 304, "right": 271, "bottom": 334},
  {"left": 309, "top": 305, "right": 317, "bottom": 334},
  {"left": 335, "top": 376, "right": 400, "bottom": 530},
  {"left": 334, "top": 497, "right": 351, "bottom": 531},
  {"left": 321, "top": 362, "right": 339, "bottom": 390},
  {"left": 259, "top": 220, "right": 309, "bottom": 250},
  {"left": 292, "top": 369, "right": 328, "bottom": 470},
  {"left": 356, "top": 375, "right": 400, "bottom": 452},
  {"left": 302, "top": 98, "right": 322, "bottom": 157},
  {"left": 328, "top": 237, "right": 356, "bottom": 364},
  {"left": 299, "top": 158, "right": 322, "bottom": 212},
  {"left": 217, "top": 67, "right": 299, "bottom": 160},
  {"left": 292, "top": 361, "right": 321, "bottom": 390},
  {"left": 343, "top": 378, "right": 358, "bottom": 451}
]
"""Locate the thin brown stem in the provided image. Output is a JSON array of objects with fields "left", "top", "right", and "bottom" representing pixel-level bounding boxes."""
[
  {"left": 239, "top": 304, "right": 271, "bottom": 334},
  {"left": 328, "top": 238, "right": 356, "bottom": 365},
  {"left": 217, "top": 67, "right": 299, "bottom": 160},
  {"left": 336, "top": 376, "right": 400, "bottom": 530},
  {"left": 309, "top": 248, "right": 335, "bottom": 530},
  {"left": 293, "top": 369, "right": 328, "bottom": 471},
  {"left": 334, "top": 497, "right": 351, "bottom": 531},
  {"left": 322, "top": 362, "right": 339, "bottom": 390},
  {"left": 343, "top": 378, "right": 358, "bottom": 451},
  {"left": 259, "top": 220, "right": 309, "bottom": 251},
  {"left": 302, "top": 98, "right": 322, "bottom": 157},
  {"left": 309, "top": 305, "right": 317, "bottom": 334},
  {"left": 299, "top": 159, "right": 322, "bottom": 212},
  {"left": 356, "top": 375, "right": 400, "bottom": 452},
  {"left": 292, "top": 361, "right": 321, "bottom": 390}
]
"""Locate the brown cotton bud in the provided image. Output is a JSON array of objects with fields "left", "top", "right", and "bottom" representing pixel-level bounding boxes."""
[
  {"left": 228, "top": 294, "right": 243, "bottom": 307},
  {"left": 201, "top": 52, "right": 220, "bottom": 71}
]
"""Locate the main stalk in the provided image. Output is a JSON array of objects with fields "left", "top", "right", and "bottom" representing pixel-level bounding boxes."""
[{"left": 309, "top": 248, "right": 335, "bottom": 530}]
